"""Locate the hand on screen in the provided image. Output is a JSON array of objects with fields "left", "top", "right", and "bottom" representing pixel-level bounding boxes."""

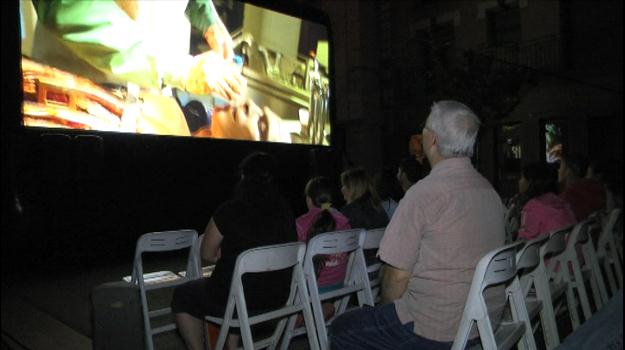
[
  {"left": 203, "top": 22, "right": 235, "bottom": 61},
  {"left": 186, "top": 51, "right": 246, "bottom": 101}
]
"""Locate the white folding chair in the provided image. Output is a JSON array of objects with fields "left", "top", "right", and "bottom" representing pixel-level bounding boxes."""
[
  {"left": 514, "top": 234, "right": 548, "bottom": 349},
  {"left": 178, "top": 233, "right": 215, "bottom": 278},
  {"left": 581, "top": 216, "right": 610, "bottom": 307},
  {"left": 363, "top": 227, "right": 385, "bottom": 303},
  {"left": 595, "top": 208, "right": 623, "bottom": 295},
  {"left": 129, "top": 229, "right": 200, "bottom": 350},
  {"left": 204, "top": 242, "right": 320, "bottom": 350},
  {"left": 281, "top": 229, "right": 373, "bottom": 350},
  {"left": 452, "top": 241, "right": 532, "bottom": 350},
  {"left": 522, "top": 225, "right": 576, "bottom": 348},
  {"left": 552, "top": 220, "right": 605, "bottom": 322},
  {"left": 504, "top": 204, "right": 520, "bottom": 244}
]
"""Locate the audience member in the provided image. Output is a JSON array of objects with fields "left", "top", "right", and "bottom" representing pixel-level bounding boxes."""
[
  {"left": 330, "top": 100, "right": 505, "bottom": 349},
  {"left": 340, "top": 168, "right": 389, "bottom": 230},
  {"left": 559, "top": 153, "right": 607, "bottom": 220},
  {"left": 297, "top": 176, "right": 351, "bottom": 293},
  {"left": 517, "top": 162, "right": 577, "bottom": 240},
  {"left": 586, "top": 158, "right": 621, "bottom": 212},
  {"left": 397, "top": 157, "right": 425, "bottom": 193},
  {"left": 372, "top": 168, "right": 403, "bottom": 220},
  {"left": 409, "top": 133, "right": 432, "bottom": 175},
  {"left": 172, "top": 152, "right": 295, "bottom": 350}
]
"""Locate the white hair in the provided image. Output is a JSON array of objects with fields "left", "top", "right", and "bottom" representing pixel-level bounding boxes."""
[{"left": 425, "top": 100, "right": 480, "bottom": 158}]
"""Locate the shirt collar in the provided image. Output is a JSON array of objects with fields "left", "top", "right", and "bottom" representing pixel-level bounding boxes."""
[{"left": 430, "top": 157, "right": 472, "bottom": 175}]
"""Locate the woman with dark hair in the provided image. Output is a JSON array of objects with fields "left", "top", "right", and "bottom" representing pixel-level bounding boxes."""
[
  {"left": 172, "top": 151, "right": 295, "bottom": 350},
  {"left": 397, "top": 157, "right": 425, "bottom": 193},
  {"left": 297, "top": 176, "right": 351, "bottom": 293},
  {"left": 340, "top": 168, "right": 389, "bottom": 230},
  {"left": 372, "top": 168, "right": 403, "bottom": 220},
  {"left": 517, "top": 162, "right": 576, "bottom": 240}
]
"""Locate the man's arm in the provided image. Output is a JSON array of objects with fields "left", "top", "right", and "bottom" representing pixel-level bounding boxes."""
[
  {"left": 380, "top": 264, "right": 411, "bottom": 304},
  {"left": 186, "top": 0, "right": 234, "bottom": 60}
]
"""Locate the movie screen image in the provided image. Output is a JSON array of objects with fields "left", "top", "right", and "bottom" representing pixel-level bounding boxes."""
[{"left": 20, "top": 0, "right": 331, "bottom": 145}]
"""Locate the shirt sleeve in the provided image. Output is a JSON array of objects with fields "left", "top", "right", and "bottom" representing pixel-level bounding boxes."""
[
  {"left": 186, "top": 0, "right": 220, "bottom": 33},
  {"left": 34, "top": 0, "right": 194, "bottom": 89},
  {"left": 377, "top": 189, "right": 425, "bottom": 271}
]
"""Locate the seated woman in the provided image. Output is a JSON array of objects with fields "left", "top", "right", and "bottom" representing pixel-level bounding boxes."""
[
  {"left": 172, "top": 152, "right": 296, "bottom": 350},
  {"left": 340, "top": 168, "right": 389, "bottom": 230},
  {"left": 517, "top": 162, "right": 577, "bottom": 241},
  {"left": 372, "top": 168, "right": 402, "bottom": 220},
  {"left": 297, "top": 176, "right": 351, "bottom": 293}
]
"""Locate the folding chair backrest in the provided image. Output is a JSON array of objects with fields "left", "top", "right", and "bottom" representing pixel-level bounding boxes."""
[
  {"left": 482, "top": 241, "right": 524, "bottom": 287},
  {"left": 363, "top": 228, "right": 385, "bottom": 303},
  {"left": 541, "top": 225, "right": 573, "bottom": 259},
  {"left": 208, "top": 242, "right": 320, "bottom": 350},
  {"left": 598, "top": 208, "right": 621, "bottom": 249},
  {"left": 307, "top": 229, "right": 362, "bottom": 256},
  {"left": 235, "top": 242, "right": 304, "bottom": 275},
  {"left": 452, "top": 241, "right": 525, "bottom": 350},
  {"left": 568, "top": 220, "right": 590, "bottom": 248},
  {"left": 517, "top": 235, "right": 547, "bottom": 271},
  {"left": 363, "top": 228, "right": 385, "bottom": 250},
  {"left": 130, "top": 229, "right": 199, "bottom": 350}
]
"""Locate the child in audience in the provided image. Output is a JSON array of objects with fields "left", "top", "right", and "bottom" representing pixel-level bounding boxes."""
[
  {"left": 297, "top": 176, "right": 351, "bottom": 292},
  {"left": 296, "top": 176, "right": 351, "bottom": 325}
]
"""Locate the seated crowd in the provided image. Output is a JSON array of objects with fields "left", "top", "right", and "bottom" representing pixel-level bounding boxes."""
[{"left": 164, "top": 100, "right": 619, "bottom": 350}]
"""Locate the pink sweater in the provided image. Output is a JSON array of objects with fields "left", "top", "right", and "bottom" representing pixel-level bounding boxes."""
[
  {"left": 296, "top": 208, "right": 351, "bottom": 287},
  {"left": 518, "top": 192, "right": 577, "bottom": 240}
]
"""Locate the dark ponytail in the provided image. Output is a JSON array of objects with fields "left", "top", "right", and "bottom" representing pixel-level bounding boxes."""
[{"left": 306, "top": 209, "right": 337, "bottom": 276}]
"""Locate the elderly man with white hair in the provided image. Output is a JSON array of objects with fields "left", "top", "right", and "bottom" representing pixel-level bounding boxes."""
[{"left": 330, "top": 101, "right": 506, "bottom": 350}]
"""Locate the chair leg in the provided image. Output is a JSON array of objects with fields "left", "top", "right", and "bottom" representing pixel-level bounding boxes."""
[
  {"left": 603, "top": 256, "right": 619, "bottom": 296},
  {"left": 534, "top": 273, "right": 560, "bottom": 349},
  {"left": 571, "top": 257, "right": 593, "bottom": 321},
  {"left": 609, "top": 240, "right": 624, "bottom": 288},
  {"left": 509, "top": 278, "right": 538, "bottom": 350},
  {"left": 584, "top": 243, "right": 609, "bottom": 307},
  {"left": 558, "top": 261, "right": 581, "bottom": 330}
]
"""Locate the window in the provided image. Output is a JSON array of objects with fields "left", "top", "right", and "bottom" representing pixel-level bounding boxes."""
[{"left": 486, "top": 7, "right": 521, "bottom": 47}]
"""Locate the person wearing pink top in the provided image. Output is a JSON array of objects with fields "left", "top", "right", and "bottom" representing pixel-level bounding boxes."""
[
  {"left": 296, "top": 176, "right": 351, "bottom": 291},
  {"left": 517, "top": 162, "right": 577, "bottom": 240}
]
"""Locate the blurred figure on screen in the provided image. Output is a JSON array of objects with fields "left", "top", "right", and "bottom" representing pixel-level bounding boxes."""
[
  {"left": 31, "top": 0, "right": 243, "bottom": 100},
  {"left": 29, "top": 0, "right": 290, "bottom": 141}
]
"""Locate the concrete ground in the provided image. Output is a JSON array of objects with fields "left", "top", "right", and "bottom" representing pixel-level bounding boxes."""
[{"left": 1, "top": 254, "right": 313, "bottom": 350}]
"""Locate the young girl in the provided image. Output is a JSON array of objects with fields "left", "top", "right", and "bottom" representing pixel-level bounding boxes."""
[{"left": 296, "top": 176, "right": 351, "bottom": 293}]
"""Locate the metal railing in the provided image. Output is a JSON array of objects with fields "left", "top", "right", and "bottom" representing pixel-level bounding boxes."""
[{"left": 475, "top": 35, "right": 563, "bottom": 72}]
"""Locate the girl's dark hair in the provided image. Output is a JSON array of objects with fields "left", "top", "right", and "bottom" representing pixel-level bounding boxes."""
[
  {"left": 305, "top": 176, "right": 334, "bottom": 207},
  {"left": 521, "top": 162, "right": 558, "bottom": 206},
  {"left": 306, "top": 209, "right": 337, "bottom": 276}
]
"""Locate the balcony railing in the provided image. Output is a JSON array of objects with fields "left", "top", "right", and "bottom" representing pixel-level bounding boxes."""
[{"left": 475, "top": 35, "right": 563, "bottom": 72}]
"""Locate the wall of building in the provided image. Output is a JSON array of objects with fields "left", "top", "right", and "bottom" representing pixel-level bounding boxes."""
[{"left": 304, "top": 0, "right": 622, "bottom": 186}]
